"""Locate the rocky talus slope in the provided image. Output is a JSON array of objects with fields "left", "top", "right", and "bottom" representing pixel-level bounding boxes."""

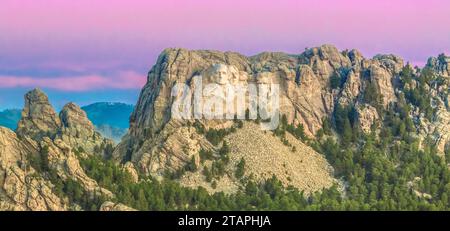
[
  {"left": 179, "top": 122, "right": 335, "bottom": 194},
  {"left": 224, "top": 122, "right": 335, "bottom": 193}
]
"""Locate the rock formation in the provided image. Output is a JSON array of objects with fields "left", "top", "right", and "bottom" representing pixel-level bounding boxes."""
[
  {"left": 59, "top": 102, "right": 114, "bottom": 155},
  {"left": 1, "top": 89, "right": 115, "bottom": 210},
  {"left": 16, "top": 88, "right": 61, "bottom": 140},
  {"left": 106, "top": 46, "right": 343, "bottom": 192},
  {"left": 0, "top": 127, "right": 68, "bottom": 211},
  {"left": 16, "top": 89, "right": 114, "bottom": 157},
  {"left": 427, "top": 54, "right": 450, "bottom": 77},
  {"left": 122, "top": 45, "right": 403, "bottom": 143},
  {"left": 114, "top": 45, "right": 449, "bottom": 195},
  {"left": 356, "top": 104, "right": 379, "bottom": 133},
  {"left": 40, "top": 137, "right": 113, "bottom": 198},
  {"left": 99, "top": 201, "right": 137, "bottom": 211},
  {"left": 122, "top": 162, "right": 139, "bottom": 183}
]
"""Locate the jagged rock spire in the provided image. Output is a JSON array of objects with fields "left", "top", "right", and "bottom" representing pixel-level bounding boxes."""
[
  {"left": 16, "top": 88, "right": 61, "bottom": 140},
  {"left": 59, "top": 102, "right": 114, "bottom": 155},
  {"left": 427, "top": 54, "right": 450, "bottom": 77},
  {"left": 60, "top": 102, "right": 95, "bottom": 132}
]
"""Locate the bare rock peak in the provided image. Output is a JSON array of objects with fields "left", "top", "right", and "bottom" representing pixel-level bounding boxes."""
[
  {"left": 25, "top": 88, "right": 48, "bottom": 101},
  {"left": 426, "top": 53, "right": 450, "bottom": 76},
  {"left": 16, "top": 88, "right": 61, "bottom": 140},
  {"left": 60, "top": 102, "right": 93, "bottom": 129}
]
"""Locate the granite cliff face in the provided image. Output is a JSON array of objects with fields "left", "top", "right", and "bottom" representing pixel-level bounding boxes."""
[
  {"left": 123, "top": 45, "right": 403, "bottom": 142},
  {"left": 0, "top": 127, "right": 68, "bottom": 211},
  {"left": 113, "top": 44, "right": 421, "bottom": 194},
  {"left": 114, "top": 45, "right": 449, "bottom": 194},
  {"left": 427, "top": 54, "right": 450, "bottom": 77},
  {"left": 420, "top": 55, "right": 450, "bottom": 154}
]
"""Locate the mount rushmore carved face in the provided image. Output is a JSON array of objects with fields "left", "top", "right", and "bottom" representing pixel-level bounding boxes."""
[
  {"left": 208, "top": 64, "right": 241, "bottom": 85},
  {"left": 256, "top": 72, "right": 275, "bottom": 84},
  {"left": 212, "top": 64, "right": 230, "bottom": 85},
  {"left": 171, "top": 63, "right": 280, "bottom": 130}
]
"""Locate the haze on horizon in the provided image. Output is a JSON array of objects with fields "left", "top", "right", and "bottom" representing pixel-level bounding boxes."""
[{"left": 1, "top": 0, "right": 449, "bottom": 110}]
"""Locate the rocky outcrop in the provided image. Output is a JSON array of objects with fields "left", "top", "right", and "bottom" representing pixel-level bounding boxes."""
[
  {"left": 119, "top": 120, "right": 214, "bottom": 176},
  {"left": 367, "top": 64, "right": 397, "bottom": 106},
  {"left": 59, "top": 102, "right": 114, "bottom": 155},
  {"left": 339, "top": 69, "right": 361, "bottom": 105},
  {"left": 16, "top": 88, "right": 61, "bottom": 140},
  {"left": 99, "top": 201, "right": 137, "bottom": 211},
  {"left": 60, "top": 102, "right": 96, "bottom": 139},
  {"left": 41, "top": 137, "right": 113, "bottom": 198},
  {"left": 356, "top": 104, "right": 379, "bottom": 133},
  {"left": 0, "top": 127, "right": 67, "bottom": 211},
  {"left": 17, "top": 89, "right": 113, "bottom": 157},
  {"left": 432, "top": 108, "right": 450, "bottom": 155},
  {"left": 122, "top": 162, "right": 139, "bottom": 183},
  {"left": 2, "top": 89, "right": 117, "bottom": 211},
  {"left": 427, "top": 54, "right": 450, "bottom": 77},
  {"left": 413, "top": 55, "right": 450, "bottom": 155},
  {"left": 1, "top": 165, "right": 67, "bottom": 211},
  {"left": 417, "top": 86, "right": 450, "bottom": 155}
]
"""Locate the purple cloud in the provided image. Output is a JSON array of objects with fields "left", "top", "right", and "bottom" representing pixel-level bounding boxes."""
[{"left": 0, "top": 71, "right": 146, "bottom": 91}]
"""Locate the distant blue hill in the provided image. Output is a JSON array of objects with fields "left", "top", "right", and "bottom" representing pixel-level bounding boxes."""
[
  {"left": 81, "top": 102, "right": 134, "bottom": 142},
  {"left": 81, "top": 102, "right": 133, "bottom": 129},
  {"left": 0, "top": 109, "right": 21, "bottom": 130}
]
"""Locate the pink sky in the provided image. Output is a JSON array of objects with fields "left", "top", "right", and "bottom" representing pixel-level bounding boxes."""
[{"left": 0, "top": 0, "right": 449, "bottom": 92}]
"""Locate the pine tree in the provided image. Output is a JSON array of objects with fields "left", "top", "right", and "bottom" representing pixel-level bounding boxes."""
[
  {"left": 40, "top": 145, "right": 50, "bottom": 172},
  {"left": 137, "top": 189, "right": 148, "bottom": 210},
  {"left": 235, "top": 158, "right": 246, "bottom": 179},
  {"left": 342, "top": 117, "right": 353, "bottom": 145},
  {"left": 330, "top": 73, "right": 342, "bottom": 89}
]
